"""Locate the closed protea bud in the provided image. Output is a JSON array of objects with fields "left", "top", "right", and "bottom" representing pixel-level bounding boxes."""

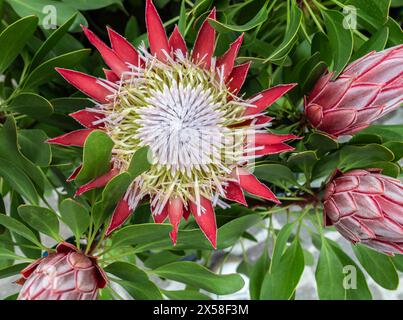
[
  {"left": 17, "top": 242, "right": 107, "bottom": 300},
  {"left": 323, "top": 169, "right": 403, "bottom": 255},
  {"left": 305, "top": 45, "right": 403, "bottom": 137}
]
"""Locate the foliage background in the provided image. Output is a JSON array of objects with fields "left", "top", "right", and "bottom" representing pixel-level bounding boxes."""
[{"left": 0, "top": 0, "right": 402, "bottom": 300}]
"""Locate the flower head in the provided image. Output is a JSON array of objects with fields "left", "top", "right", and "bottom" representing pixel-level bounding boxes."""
[
  {"left": 48, "top": 0, "right": 298, "bottom": 247},
  {"left": 17, "top": 242, "right": 107, "bottom": 300},
  {"left": 305, "top": 45, "right": 403, "bottom": 137},
  {"left": 323, "top": 169, "right": 403, "bottom": 255}
]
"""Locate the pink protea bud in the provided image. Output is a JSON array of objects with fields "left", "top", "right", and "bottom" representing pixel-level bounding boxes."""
[
  {"left": 305, "top": 45, "right": 403, "bottom": 137},
  {"left": 17, "top": 242, "right": 107, "bottom": 300},
  {"left": 323, "top": 169, "right": 403, "bottom": 255}
]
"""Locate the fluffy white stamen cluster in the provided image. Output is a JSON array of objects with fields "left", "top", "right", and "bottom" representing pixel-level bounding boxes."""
[{"left": 92, "top": 49, "right": 268, "bottom": 214}]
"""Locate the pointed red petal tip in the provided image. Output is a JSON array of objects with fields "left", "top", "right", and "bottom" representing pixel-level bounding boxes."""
[
  {"left": 225, "top": 181, "right": 247, "bottom": 206},
  {"left": 168, "top": 197, "right": 184, "bottom": 245},
  {"left": 252, "top": 133, "right": 301, "bottom": 145},
  {"left": 75, "top": 168, "right": 119, "bottom": 197},
  {"left": 107, "top": 26, "right": 140, "bottom": 67},
  {"left": 55, "top": 68, "right": 110, "bottom": 103},
  {"left": 227, "top": 61, "right": 251, "bottom": 95},
  {"left": 169, "top": 25, "right": 187, "bottom": 56},
  {"left": 67, "top": 165, "right": 82, "bottom": 182},
  {"left": 56, "top": 242, "right": 79, "bottom": 254},
  {"left": 254, "top": 143, "right": 295, "bottom": 156},
  {"left": 189, "top": 197, "right": 217, "bottom": 249},
  {"left": 145, "top": 0, "right": 170, "bottom": 61},
  {"left": 244, "top": 83, "right": 298, "bottom": 116},
  {"left": 183, "top": 205, "right": 191, "bottom": 221},
  {"left": 46, "top": 129, "right": 94, "bottom": 147},
  {"left": 69, "top": 109, "right": 105, "bottom": 129},
  {"left": 81, "top": 25, "right": 129, "bottom": 77},
  {"left": 192, "top": 7, "right": 216, "bottom": 69},
  {"left": 105, "top": 198, "right": 133, "bottom": 236},
  {"left": 103, "top": 68, "right": 119, "bottom": 82},
  {"left": 237, "top": 167, "right": 280, "bottom": 204},
  {"left": 152, "top": 203, "right": 169, "bottom": 224},
  {"left": 217, "top": 33, "right": 244, "bottom": 81}
]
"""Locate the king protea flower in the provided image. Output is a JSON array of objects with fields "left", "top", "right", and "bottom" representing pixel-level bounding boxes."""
[
  {"left": 323, "top": 169, "right": 403, "bottom": 255},
  {"left": 17, "top": 242, "right": 107, "bottom": 300},
  {"left": 305, "top": 45, "right": 403, "bottom": 137},
  {"left": 48, "top": 0, "right": 298, "bottom": 247}
]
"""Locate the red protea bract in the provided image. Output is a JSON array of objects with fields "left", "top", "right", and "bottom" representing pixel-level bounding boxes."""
[
  {"left": 48, "top": 0, "right": 299, "bottom": 247},
  {"left": 17, "top": 242, "right": 107, "bottom": 300},
  {"left": 305, "top": 45, "right": 403, "bottom": 137},
  {"left": 323, "top": 169, "right": 403, "bottom": 255}
]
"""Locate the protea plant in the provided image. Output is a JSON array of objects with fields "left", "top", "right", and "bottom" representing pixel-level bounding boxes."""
[
  {"left": 17, "top": 242, "right": 107, "bottom": 300},
  {"left": 47, "top": 0, "right": 299, "bottom": 247},
  {"left": 323, "top": 169, "right": 403, "bottom": 255},
  {"left": 305, "top": 45, "right": 403, "bottom": 137}
]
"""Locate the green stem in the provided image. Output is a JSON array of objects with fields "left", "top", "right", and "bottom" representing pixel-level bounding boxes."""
[{"left": 303, "top": 0, "right": 325, "bottom": 34}]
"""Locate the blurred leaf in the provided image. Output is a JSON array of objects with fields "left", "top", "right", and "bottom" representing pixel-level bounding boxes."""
[
  {"left": 105, "top": 261, "right": 162, "bottom": 300},
  {"left": 358, "top": 125, "right": 403, "bottom": 142},
  {"left": 18, "top": 205, "right": 60, "bottom": 241},
  {"left": 59, "top": 198, "right": 90, "bottom": 240},
  {"left": 61, "top": 0, "right": 122, "bottom": 10},
  {"left": 153, "top": 261, "right": 244, "bottom": 295},
  {"left": 0, "top": 263, "right": 29, "bottom": 279},
  {"left": 322, "top": 10, "right": 353, "bottom": 77},
  {"left": 178, "top": 0, "right": 187, "bottom": 35},
  {"left": 351, "top": 26, "right": 389, "bottom": 61},
  {"left": 253, "top": 164, "right": 298, "bottom": 189},
  {"left": 29, "top": 13, "right": 78, "bottom": 70},
  {"left": 163, "top": 290, "right": 211, "bottom": 300},
  {"left": 347, "top": 0, "right": 390, "bottom": 30},
  {"left": 339, "top": 144, "right": 394, "bottom": 171},
  {"left": 8, "top": 93, "right": 53, "bottom": 119},
  {"left": 0, "top": 248, "right": 31, "bottom": 262},
  {"left": 0, "top": 214, "right": 41, "bottom": 247},
  {"left": 75, "top": 130, "right": 114, "bottom": 183},
  {"left": 249, "top": 247, "right": 270, "bottom": 299},
  {"left": 23, "top": 49, "right": 91, "bottom": 88},
  {"left": 18, "top": 129, "right": 52, "bottom": 167},
  {"left": 383, "top": 141, "right": 403, "bottom": 161},
  {"left": 386, "top": 17, "right": 403, "bottom": 46},
  {"left": 0, "top": 15, "right": 38, "bottom": 73},
  {"left": 306, "top": 132, "right": 339, "bottom": 157},
  {"left": 288, "top": 151, "right": 318, "bottom": 180},
  {"left": 392, "top": 255, "right": 403, "bottom": 273},
  {"left": 315, "top": 237, "right": 346, "bottom": 300},
  {"left": 260, "top": 238, "right": 304, "bottom": 299},
  {"left": 7, "top": 0, "right": 87, "bottom": 32},
  {"left": 352, "top": 244, "right": 399, "bottom": 290}
]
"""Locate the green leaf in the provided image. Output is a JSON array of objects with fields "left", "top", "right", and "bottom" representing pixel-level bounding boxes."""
[
  {"left": 315, "top": 237, "right": 346, "bottom": 300},
  {"left": 0, "top": 15, "right": 38, "bottom": 73},
  {"left": 153, "top": 262, "right": 244, "bottom": 295},
  {"left": 75, "top": 130, "right": 114, "bottom": 183},
  {"left": 265, "top": 0, "right": 302, "bottom": 63},
  {"left": 30, "top": 13, "right": 78, "bottom": 69},
  {"left": 322, "top": 10, "right": 354, "bottom": 77},
  {"left": 7, "top": 0, "right": 86, "bottom": 32},
  {"left": 163, "top": 290, "right": 211, "bottom": 300},
  {"left": 127, "top": 146, "right": 152, "bottom": 179},
  {"left": 358, "top": 125, "right": 403, "bottom": 142},
  {"left": 288, "top": 151, "right": 318, "bottom": 181},
  {"left": 347, "top": 0, "right": 390, "bottom": 31},
  {"left": 23, "top": 49, "right": 90, "bottom": 88},
  {"left": 339, "top": 144, "right": 394, "bottom": 171},
  {"left": 208, "top": 2, "right": 269, "bottom": 33},
  {"left": 383, "top": 141, "right": 403, "bottom": 161},
  {"left": 0, "top": 248, "right": 32, "bottom": 262},
  {"left": 0, "top": 263, "right": 29, "bottom": 279},
  {"left": 352, "top": 244, "right": 399, "bottom": 290},
  {"left": 253, "top": 164, "right": 298, "bottom": 189},
  {"left": 306, "top": 132, "right": 339, "bottom": 157},
  {"left": 271, "top": 222, "right": 296, "bottom": 269},
  {"left": 178, "top": 0, "right": 187, "bottom": 35},
  {"left": 249, "top": 248, "right": 270, "bottom": 299},
  {"left": 327, "top": 240, "right": 372, "bottom": 300},
  {"left": 61, "top": 0, "right": 122, "bottom": 10},
  {"left": 92, "top": 173, "right": 132, "bottom": 230},
  {"left": 18, "top": 205, "right": 60, "bottom": 241},
  {"left": 59, "top": 199, "right": 90, "bottom": 240},
  {"left": 105, "top": 261, "right": 162, "bottom": 300},
  {"left": 18, "top": 129, "right": 52, "bottom": 167},
  {"left": 8, "top": 93, "right": 53, "bottom": 119},
  {"left": 392, "top": 255, "right": 403, "bottom": 273},
  {"left": 0, "top": 214, "right": 41, "bottom": 247},
  {"left": 260, "top": 238, "right": 304, "bottom": 299},
  {"left": 351, "top": 26, "right": 389, "bottom": 61}
]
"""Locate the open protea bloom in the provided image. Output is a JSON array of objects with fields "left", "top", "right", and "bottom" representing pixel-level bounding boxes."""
[
  {"left": 323, "top": 169, "right": 403, "bottom": 255},
  {"left": 48, "top": 0, "right": 298, "bottom": 247},
  {"left": 17, "top": 242, "right": 107, "bottom": 300},
  {"left": 305, "top": 45, "right": 403, "bottom": 137}
]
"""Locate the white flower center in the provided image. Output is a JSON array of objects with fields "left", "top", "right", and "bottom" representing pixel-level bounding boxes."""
[{"left": 135, "top": 81, "right": 225, "bottom": 175}]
